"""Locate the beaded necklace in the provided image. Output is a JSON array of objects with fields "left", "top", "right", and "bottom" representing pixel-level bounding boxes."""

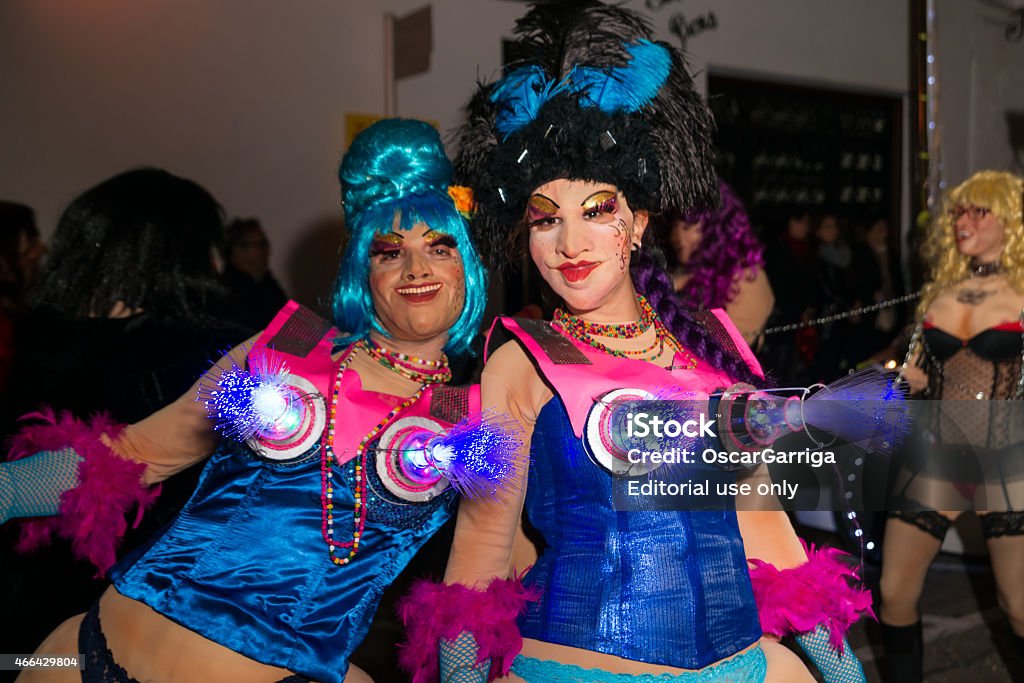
[
  {"left": 553, "top": 295, "right": 699, "bottom": 369},
  {"left": 358, "top": 337, "right": 452, "bottom": 384},
  {"left": 320, "top": 348, "right": 427, "bottom": 566},
  {"left": 553, "top": 295, "right": 656, "bottom": 338}
]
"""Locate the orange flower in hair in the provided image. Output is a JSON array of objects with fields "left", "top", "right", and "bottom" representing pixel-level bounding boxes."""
[{"left": 448, "top": 185, "right": 475, "bottom": 219}]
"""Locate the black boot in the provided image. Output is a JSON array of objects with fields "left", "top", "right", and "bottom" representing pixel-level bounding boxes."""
[
  {"left": 881, "top": 620, "right": 922, "bottom": 683},
  {"left": 1002, "top": 631, "right": 1024, "bottom": 681}
]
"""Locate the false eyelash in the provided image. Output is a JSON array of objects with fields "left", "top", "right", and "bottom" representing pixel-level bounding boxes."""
[
  {"left": 370, "top": 246, "right": 401, "bottom": 257},
  {"left": 430, "top": 235, "right": 458, "bottom": 249},
  {"left": 583, "top": 197, "right": 617, "bottom": 216}
]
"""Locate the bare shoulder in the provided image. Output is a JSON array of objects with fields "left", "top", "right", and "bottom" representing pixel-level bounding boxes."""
[
  {"left": 481, "top": 338, "right": 552, "bottom": 413},
  {"left": 483, "top": 338, "right": 535, "bottom": 377}
]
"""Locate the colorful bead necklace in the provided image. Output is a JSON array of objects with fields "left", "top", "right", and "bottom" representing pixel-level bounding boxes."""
[
  {"left": 364, "top": 336, "right": 448, "bottom": 367},
  {"left": 554, "top": 295, "right": 698, "bottom": 369},
  {"left": 358, "top": 338, "right": 451, "bottom": 384},
  {"left": 553, "top": 295, "right": 656, "bottom": 339},
  {"left": 320, "top": 348, "right": 427, "bottom": 566}
]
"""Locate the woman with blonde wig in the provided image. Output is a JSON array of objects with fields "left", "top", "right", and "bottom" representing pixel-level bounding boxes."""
[{"left": 883, "top": 169, "right": 1024, "bottom": 681}]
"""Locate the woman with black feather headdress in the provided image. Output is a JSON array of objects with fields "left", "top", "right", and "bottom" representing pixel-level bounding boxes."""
[{"left": 399, "top": 2, "right": 872, "bottom": 682}]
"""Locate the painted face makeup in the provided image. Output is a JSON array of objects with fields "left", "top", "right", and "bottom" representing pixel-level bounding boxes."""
[
  {"left": 368, "top": 223, "right": 465, "bottom": 343},
  {"left": 527, "top": 179, "right": 648, "bottom": 316},
  {"left": 951, "top": 204, "right": 1004, "bottom": 263}
]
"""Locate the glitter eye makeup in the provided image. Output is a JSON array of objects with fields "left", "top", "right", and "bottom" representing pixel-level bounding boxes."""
[
  {"left": 581, "top": 190, "right": 618, "bottom": 219},
  {"left": 369, "top": 232, "right": 403, "bottom": 257},
  {"left": 422, "top": 230, "right": 458, "bottom": 249},
  {"left": 527, "top": 194, "right": 560, "bottom": 225}
]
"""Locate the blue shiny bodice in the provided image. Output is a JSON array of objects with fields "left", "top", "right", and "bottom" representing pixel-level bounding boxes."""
[
  {"left": 518, "top": 397, "right": 762, "bottom": 670},
  {"left": 111, "top": 438, "right": 454, "bottom": 683}
]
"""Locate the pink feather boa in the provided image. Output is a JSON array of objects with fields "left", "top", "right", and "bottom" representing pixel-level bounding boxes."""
[
  {"left": 397, "top": 573, "right": 540, "bottom": 683},
  {"left": 748, "top": 541, "right": 875, "bottom": 653},
  {"left": 8, "top": 409, "right": 159, "bottom": 576}
]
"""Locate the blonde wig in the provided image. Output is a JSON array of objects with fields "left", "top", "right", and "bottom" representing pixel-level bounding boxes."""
[{"left": 917, "top": 169, "right": 1024, "bottom": 317}]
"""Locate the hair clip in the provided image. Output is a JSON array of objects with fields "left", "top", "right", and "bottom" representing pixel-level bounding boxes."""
[
  {"left": 517, "top": 148, "right": 530, "bottom": 164},
  {"left": 498, "top": 187, "right": 508, "bottom": 204},
  {"left": 600, "top": 130, "right": 617, "bottom": 150},
  {"left": 638, "top": 157, "right": 647, "bottom": 178}
]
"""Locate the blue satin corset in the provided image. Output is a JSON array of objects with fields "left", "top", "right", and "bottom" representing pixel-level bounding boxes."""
[
  {"left": 518, "top": 397, "right": 762, "bottom": 670},
  {"left": 111, "top": 435, "right": 455, "bottom": 683}
]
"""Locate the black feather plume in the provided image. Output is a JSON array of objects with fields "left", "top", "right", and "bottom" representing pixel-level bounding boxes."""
[{"left": 453, "top": 0, "right": 719, "bottom": 266}]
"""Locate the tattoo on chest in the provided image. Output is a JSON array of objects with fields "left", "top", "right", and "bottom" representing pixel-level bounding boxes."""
[{"left": 956, "top": 288, "right": 995, "bottom": 305}]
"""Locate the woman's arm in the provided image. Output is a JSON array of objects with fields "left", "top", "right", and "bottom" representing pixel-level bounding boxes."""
[
  {"left": 117, "top": 338, "right": 256, "bottom": 484},
  {"left": 0, "top": 336, "right": 257, "bottom": 572},
  {"left": 400, "top": 340, "right": 549, "bottom": 682},
  {"left": 726, "top": 266, "right": 775, "bottom": 346},
  {"left": 445, "top": 339, "right": 552, "bottom": 582},
  {"left": 738, "top": 511, "right": 869, "bottom": 682}
]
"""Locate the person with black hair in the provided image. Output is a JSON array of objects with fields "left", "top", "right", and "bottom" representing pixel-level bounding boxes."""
[
  {"left": 399, "top": 3, "right": 872, "bottom": 682},
  {"left": 0, "top": 169, "right": 252, "bottom": 670},
  {"left": 221, "top": 217, "right": 287, "bottom": 330},
  {"left": 0, "top": 201, "right": 45, "bottom": 396}
]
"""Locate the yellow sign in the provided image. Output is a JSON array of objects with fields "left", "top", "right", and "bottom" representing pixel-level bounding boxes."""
[
  {"left": 345, "top": 114, "right": 441, "bottom": 148},
  {"left": 345, "top": 114, "right": 384, "bottom": 147}
]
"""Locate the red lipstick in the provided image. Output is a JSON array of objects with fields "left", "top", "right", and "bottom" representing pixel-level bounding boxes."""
[
  {"left": 556, "top": 261, "right": 599, "bottom": 283},
  {"left": 395, "top": 282, "right": 442, "bottom": 303}
]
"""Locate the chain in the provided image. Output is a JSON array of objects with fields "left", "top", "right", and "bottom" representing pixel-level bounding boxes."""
[
  {"left": 1016, "top": 307, "right": 1024, "bottom": 399},
  {"left": 895, "top": 321, "right": 924, "bottom": 389},
  {"left": 762, "top": 290, "right": 922, "bottom": 336}
]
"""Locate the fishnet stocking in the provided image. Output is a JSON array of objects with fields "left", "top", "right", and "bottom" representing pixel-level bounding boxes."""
[
  {"left": 0, "top": 447, "right": 81, "bottom": 521},
  {"left": 795, "top": 626, "right": 865, "bottom": 683},
  {"left": 439, "top": 631, "right": 488, "bottom": 683}
]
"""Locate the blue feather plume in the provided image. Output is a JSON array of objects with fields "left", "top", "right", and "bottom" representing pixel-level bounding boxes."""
[
  {"left": 570, "top": 40, "right": 670, "bottom": 113},
  {"left": 491, "top": 65, "right": 569, "bottom": 139}
]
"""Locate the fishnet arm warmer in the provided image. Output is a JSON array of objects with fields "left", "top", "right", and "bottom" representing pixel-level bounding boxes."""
[
  {"left": 796, "top": 626, "right": 866, "bottom": 683},
  {"left": 0, "top": 448, "right": 81, "bottom": 522}
]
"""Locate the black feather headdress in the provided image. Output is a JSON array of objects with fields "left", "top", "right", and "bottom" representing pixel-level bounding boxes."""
[{"left": 453, "top": 0, "right": 718, "bottom": 264}]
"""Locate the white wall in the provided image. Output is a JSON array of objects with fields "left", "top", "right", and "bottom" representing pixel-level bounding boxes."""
[
  {"left": 2, "top": 0, "right": 917, "bottom": 305},
  {"left": 0, "top": 0, "right": 385, "bottom": 307},
  {"left": 934, "top": 0, "right": 1024, "bottom": 189},
  {"left": 389, "top": 0, "right": 909, "bottom": 131}
]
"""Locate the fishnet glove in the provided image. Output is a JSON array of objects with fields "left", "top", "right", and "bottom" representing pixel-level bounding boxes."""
[
  {"left": 796, "top": 625, "right": 866, "bottom": 683},
  {"left": 439, "top": 631, "right": 489, "bottom": 683},
  {"left": 0, "top": 448, "right": 81, "bottom": 523}
]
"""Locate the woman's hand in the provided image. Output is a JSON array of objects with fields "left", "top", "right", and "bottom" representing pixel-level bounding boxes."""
[{"left": 898, "top": 364, "right": 927, "bottom": 393}]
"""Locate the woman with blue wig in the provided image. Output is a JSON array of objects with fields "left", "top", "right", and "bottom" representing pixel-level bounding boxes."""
[{"left": 0, "top": 118, "right": 501, "bottom": 682}]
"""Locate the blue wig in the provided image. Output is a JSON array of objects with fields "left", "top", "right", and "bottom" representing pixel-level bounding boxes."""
[{"left": 332, "top": 118, "right": 487, "bottom": 356}]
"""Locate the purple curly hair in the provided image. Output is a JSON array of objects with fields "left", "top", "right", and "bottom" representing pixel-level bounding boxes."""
[
  {"left": 674, "top": 180, "right": 765, "bottom": 310},
  {"left": 631, "top": 247, "right": 765, "bottom": 388}
]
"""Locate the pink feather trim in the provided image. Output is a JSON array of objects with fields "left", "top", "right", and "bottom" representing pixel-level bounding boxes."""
[
  {"left": 748, "top": 541, "right": 875, "bottom": 653},
  {"left": 8, "top": 409, "right": 159, "bottom": 577},
  {"left": 397, "top": 572, "right": 540, "bottom": 683}
]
